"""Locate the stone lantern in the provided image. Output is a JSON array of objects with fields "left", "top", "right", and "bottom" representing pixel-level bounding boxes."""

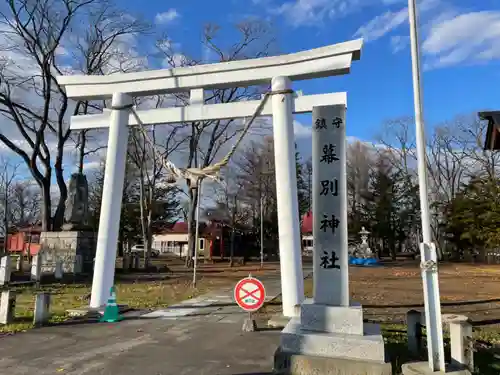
[
  {"left": 357, "top": 227, "right": 373, "bottom": 259},
  {"left": 359, "top": 226, "right": 370, "bottom": 246}
]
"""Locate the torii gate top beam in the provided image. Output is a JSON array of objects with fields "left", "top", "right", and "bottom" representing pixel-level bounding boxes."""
[
  {"left": 56, "top": 39, "right": 363, "bottom": 100},
  {"left": 69, "top": 92, "right": 347, "bottom": 130}
]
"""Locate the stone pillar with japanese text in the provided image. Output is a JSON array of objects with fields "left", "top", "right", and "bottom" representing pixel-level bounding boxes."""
[
  {"left": 275, "top": 105, "right": 391, "bottom": 375},
  {"left": 311, "top": 105, "right": 349, "bottom": 307}
]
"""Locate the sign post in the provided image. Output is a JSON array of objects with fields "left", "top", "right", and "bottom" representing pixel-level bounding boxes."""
[{"left": 234, "top": 275, "right": 266, "bottom": 332}]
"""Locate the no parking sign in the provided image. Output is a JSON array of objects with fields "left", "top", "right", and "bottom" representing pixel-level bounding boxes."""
[{"left": 234, "top": 276, "right": 266, "bottom": 312}]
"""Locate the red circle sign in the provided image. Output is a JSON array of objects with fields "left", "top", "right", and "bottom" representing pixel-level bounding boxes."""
[{"left": 234, "top": 277, "right": 266, "bottom": 312}]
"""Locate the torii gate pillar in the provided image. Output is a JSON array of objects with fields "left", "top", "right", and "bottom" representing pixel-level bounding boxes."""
[
  {"left": 55, "top": 38, "right": 363, "bottom": 313},
  {"left": 272, "top": 76, "right": 304, "bottom": 317},
  {"left": 90, "top": 93, "right": 132, "bottom": 308}
]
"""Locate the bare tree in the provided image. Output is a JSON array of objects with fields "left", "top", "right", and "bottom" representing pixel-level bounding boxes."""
[
  {"left": 158, "top": 20, "right": 276, "bottom": 267},
  {"left": 346, "top": 140, "right": 372, "bottom": 233},
  {"left": 376, "top": 117, "right": 417, "bottom": 176},
  {"left": 427, "top": 125, "right": 467, "bottom": 205},
  {"left": 10, "top": 180, "right": 41, "bottom": 228},
  {"left": 425, "top": 123, "right": 468, "bottom": 256},
  {"left": 452, "top": 114, "right": 500, "bottom": 179},
  {"left": 0, "top": 0, "right": 149, "bottom": 231},
  {"left": 127, "top": 113, "right": 186, "bottom": 268},
  {"left": 375, "top": 114, "right": 496, "bottom": 258},
  {"left": 74, "top": 130, "right": 106, "bottom": 174},
  {"left": 375, "top": 118, "right": 428, "bottom": 255},
  {"left": 0, "top": 157, "right": 21, "bottom": 251},
  {"left": 234, "top": 136, "right": 278, "bottom": 251},
  {"left": 207, "top": 166, "right": 250, "bottom": 266},
  {"left": 71, "top": 5, "right": 150, "bottom": 173}
]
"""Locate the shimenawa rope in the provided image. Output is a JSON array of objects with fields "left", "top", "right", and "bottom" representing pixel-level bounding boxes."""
[{"left": 112, "top": 89, "right": 293, "bottom": 187}]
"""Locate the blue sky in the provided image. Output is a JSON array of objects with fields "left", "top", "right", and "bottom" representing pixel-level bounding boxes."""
[
  {"left": 2, "top": 0, "right": 498, "bottom": 184},
  {"left": 121, "top": 0, "right": 500, "bottom": 148}
]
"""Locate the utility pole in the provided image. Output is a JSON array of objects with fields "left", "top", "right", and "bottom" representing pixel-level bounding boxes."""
[
  {"left": 193, "top": 178, "right": 202, "bottom": 288},
  {"left": 260, "top": 194, "right": 264, "bottom": 269}
]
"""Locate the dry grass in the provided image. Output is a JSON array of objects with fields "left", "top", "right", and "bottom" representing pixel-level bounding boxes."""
[
  {"left": 0, "top": 278, "right": 214, "bottom": 334},
  {"left": 263, "top": 262, "right": 500, "bottom": 375},
  {"left": 347, "top": 262, "right": 500, "bottom": 325},
  {"left": 1, "top": 257, "right": 281, "bottom": 335}
]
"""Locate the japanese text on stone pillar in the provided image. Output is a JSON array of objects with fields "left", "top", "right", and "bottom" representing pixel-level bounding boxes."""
[{"left": 317, "top": 116, "right": 344, "bottom": 270}]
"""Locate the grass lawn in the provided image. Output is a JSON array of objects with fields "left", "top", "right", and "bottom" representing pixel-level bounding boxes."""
[
  {"left": 1, "top": 256, "right": 281, "bottom": 335},
  {"left": 263, "top": 261, "right": 500, "bottom": 375}
]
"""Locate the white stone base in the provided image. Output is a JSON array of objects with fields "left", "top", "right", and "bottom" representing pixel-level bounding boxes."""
[
  {"left": 300, "top": 298, "right": 363, "bottom": 335},
  {"left": 279, "top": 299, "right": 388, "bottom": 364},
  {"left": 66, "top": 304, "right": 130, "bottom": 318},
  {"left": 402, "top": 362, "right": 471, "bottom": 375},
  {"left": 40, "top": 231, "right": 96, "bottom": 275},
  {"left": 281, "top": 318, "right": 386, "bottom": 363}
]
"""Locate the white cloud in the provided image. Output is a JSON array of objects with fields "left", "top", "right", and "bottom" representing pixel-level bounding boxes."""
[
  {"left": 261, "top": 0, "right": 438, "bottom": 28},
  {"left": 294, "top": 120, "right": 312, "bottom": 138},
  {"left": 390, "top": 35, "right": 410, "bottom": 53},
  {"left": 270, "top": 0, "right": 361, "bottom": 27},
  {"left": 155, "top": 9, "right": 180, "bottom": 25},
  {"left": 354, "top": 8, "right": 408, "bottom": 42},
  {"left": 80, "top": 161, "right": 101, "bottom": 172},
  {"left": 422, "top": 11, "right": 500, "bottom": 69},
  {"left": 352, "top": 0, "right": 442, "bottom": 43},
  {"left": 353, "top": 0, "right": 500, "bottom": 68}
]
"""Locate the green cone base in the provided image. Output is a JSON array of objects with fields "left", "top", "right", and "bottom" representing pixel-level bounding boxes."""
[{"left": 100, "top": 304, "right": 123, "bottom": 323}]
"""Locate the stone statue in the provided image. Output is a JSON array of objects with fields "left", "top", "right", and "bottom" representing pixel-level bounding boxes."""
[{"left": 63, "top": 173, "right": 89, "bottom": 230}]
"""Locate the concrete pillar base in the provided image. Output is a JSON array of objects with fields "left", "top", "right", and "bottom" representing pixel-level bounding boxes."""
[
  {"left": 0, "top": 290, "right": 16, "bottom": 324},
  {"left": 401, "top": 362, "right": 471, "bottom": 375},
  {"left": 0, "top": 255, "right": 12, "bottom": 286},
  {"left": 66, "top": 304, "right": 131, "bottom": 318},
  {"left": 33, "top": 293, "right": 51, "bottom": 326},
  {"left": 268, "top": 313, "right": 292, "bottom": 329},
  {"left": 273, "top": 347, "right": 392, "bottom": 375},
  {"left": 242, "top": 317, "right": 257, "bottom": 332}
]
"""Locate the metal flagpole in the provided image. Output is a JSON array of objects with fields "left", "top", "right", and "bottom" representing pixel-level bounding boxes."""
[
  {"left": 407, "top": 0, "right": 445, "bottom": 371},
  {"left": 193, "top": 178, "right": 202, "bottom": 287}
]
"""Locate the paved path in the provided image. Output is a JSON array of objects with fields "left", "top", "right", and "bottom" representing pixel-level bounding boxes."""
[
  {"left": 0, "top": 274, "right": 289, "bottom": 375},
  {"left": 138, "top": 274, "right": 283, "bottom": 321}
]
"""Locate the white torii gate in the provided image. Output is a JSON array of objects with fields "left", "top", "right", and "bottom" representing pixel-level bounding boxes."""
[{"left": 56, "top": 39, "right": 363, "bottom": 317}]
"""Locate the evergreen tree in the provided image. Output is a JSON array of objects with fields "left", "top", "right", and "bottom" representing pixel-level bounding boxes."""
[
  {"left": 365, "top": 158, "right": 397, "bottom": 258},
  {"left": 444, "top": 176, "right": 500, "bottom": 259}
]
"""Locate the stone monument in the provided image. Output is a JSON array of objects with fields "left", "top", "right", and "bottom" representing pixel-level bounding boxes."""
[
  {"left": 39, "top": 173, "right": 96, "bottom": 276},
  {"left": 274, "top": 105, "right": 391, "bottom": 375},
  {"left": 62, "top": 173, "right": 90, "bottom": 231}
]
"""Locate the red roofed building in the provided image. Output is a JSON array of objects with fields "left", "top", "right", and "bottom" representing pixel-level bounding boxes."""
[
  {"left": 5, "top": 225, "right": 42, "bottom": 256},
  {"left": 301, "top": 211, "right": 313, "bottom": 255},
  {"left": 152, "top": 221, "right": 228, "bottom": 260},
  {"left": 301, "top": 211, "right": 313, "bottom": 234}
]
